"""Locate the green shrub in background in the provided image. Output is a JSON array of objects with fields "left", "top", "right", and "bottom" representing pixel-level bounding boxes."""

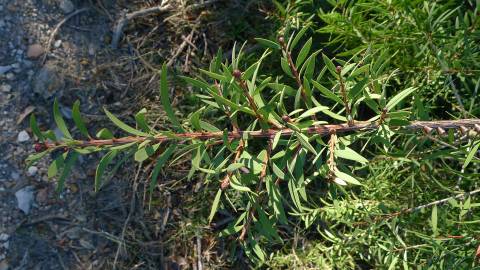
[{"left": 28, "top": 0, "right": 480, "bottom": 268}]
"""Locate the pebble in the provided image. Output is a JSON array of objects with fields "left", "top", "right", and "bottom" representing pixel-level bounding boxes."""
[
  {"left": 10, "top": 171, "right": 20, "bottom": 181},
  {"left": 59, "top": 0, "right": 74, "bottom": 14},
  {"left": 17, "top": 130, "right": 30, "bottom": 142},
  {"left": 27, "top": 44, "right": 45, "bottom": 59},
  {"left": 27, "top": 166, "right": 38, "bottom": 176},
  {"left": 0, "top": 233, "right": 8, "bottom": 241},
  {"left": 0, "top": 84, "right": 11, "bottom": 92},
  {"left": 15, "top": 186, "right": 34, "bottom": 214},
  {"left": 36, "top": 188, "right": 48, "bottom": 205},
  {"left": 33, "top": 62, "right": 65, "bottom": 99},
  {"left": 0, "top": 65, "right": 12, "bottom": 75},
  {"left": 54, "top": 39, "right": 62, "bottom": 48}
]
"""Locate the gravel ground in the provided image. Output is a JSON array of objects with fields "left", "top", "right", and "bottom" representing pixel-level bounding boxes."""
[{"left": 0, "top": 0, "right": 133, "bottom": 269}]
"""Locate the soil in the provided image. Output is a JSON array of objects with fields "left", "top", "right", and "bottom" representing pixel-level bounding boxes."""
[
  {"left": 0, "top": 0, "right": 147, "bottom": 268},
  {"left": 0, "top": 0, "right": 273, "bottom": 268}
]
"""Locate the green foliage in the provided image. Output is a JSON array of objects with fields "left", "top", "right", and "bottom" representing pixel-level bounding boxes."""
[{"left": 26, "top": 0, "right": 480, "bottom": 268}]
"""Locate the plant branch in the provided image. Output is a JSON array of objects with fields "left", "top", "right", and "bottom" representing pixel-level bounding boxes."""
[
  {"left": 239, "top": 139, "right": 272, "bottom": 241},
  {"left": 337, "top": 66, "right": 353, "bottom": 126},
  {"left": 38, "top": 119, "right": 480, "bottom": 150},
  {"left": 278, "top": 37, "right": 310, "bottom": 108}
]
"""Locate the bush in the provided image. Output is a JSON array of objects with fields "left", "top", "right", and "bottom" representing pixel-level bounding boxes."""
[{"left": 28, "top": 0, "right": 480, "bottom": 268}]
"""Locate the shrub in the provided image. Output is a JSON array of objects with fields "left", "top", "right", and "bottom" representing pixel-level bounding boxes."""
[{"left": 28, "top": 0, "right": 480, "bottom": 267}]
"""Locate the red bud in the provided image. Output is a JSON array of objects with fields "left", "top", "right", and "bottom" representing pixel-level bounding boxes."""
[{"left": 232, "top": 69, "right": 242, "bottom": 79}]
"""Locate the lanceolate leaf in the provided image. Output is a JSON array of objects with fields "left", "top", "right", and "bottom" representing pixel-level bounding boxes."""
[
  {"left": 135, "top": 108, "right": 150, "bottom": 132},
  {"left": 160, "top": 64, "right": 185, "bottom": 132},
  {"left": 208, "top": 189, "right": 222, "bottom": 223},
  {"left": 463, "top": 141, "right": 480, "bottom": 169},
  {"left": 149, "top": 145, "right": 176, "bottom": 195},
  {"left": 386, "top": 87, "right": 416, "bottom": 110},
  {"left": 298, "top": 106, "right": 329, "bottom": 120},
  {"left": 95, "top": 150, "right": 118, "bottom": 192},
  {"left": 254, "top": 38, "right": 281, "bottom": 50},
  {"left": 296, "top": 37, "right": 312, "bottom": 67},
  {"left": 56, "top": 151, "right": 79, "bottom": 193},
  {"left": 312, "top": 80, "right": 343, "bottom": 104},
  {"left": 30, "top": 114, "right": 44, "bottom": 141},
  {"left": 335, "top": 146, "right": 368, "bottom": 164},
  {"left": 72, "top": 100, "right": 90, "bottom": 138},
  {"left": 53, "top": 99, "right": 72, "bottom": 139},
  {"left": 104, "top": 108, "right": 149, "bottom": 137},
  {"left": 334, "top": 170, "right": 361, "bottom": 185},
  {"left": 48, "top": 154, "right": 65, "bottom": 179}
]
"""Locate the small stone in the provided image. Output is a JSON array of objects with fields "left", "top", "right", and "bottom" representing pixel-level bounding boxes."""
[
  {"left": 0, "top": 66, "right": 12, "bottom": 75},
  {"left": 33, "top": 62, "right": 65, "bottom": 99},
  {"left": 6, "top": 73, "right": 14, "bottom": 80},
  {"left": 17, "top": 130, "right": 30, "bottom": 142},
  {"left": 27, "top": 166, "right": 38, "bottom": 176},
  {"left": 0, "top": 233, "right": 8, "bottom": 241},
  {"left": 15, "top": 186, "right": 34, "bottom": 214},
  {"left": 10, "top": 171, "right": 20, "bottom": 181},
  {"left": 36, "top": 188, "right": 48, "bottom": 205},
  {"left": 27, "top": 44, "right": 45, "bottom": 59},
  {"left": 59, "top": 0, "right": 74, "bottom": 14},
  {"left": 0, "top": 84, "right": 11, "bottom": 92},
  {"left": 54, "top": 40, "right": 62, "bottom": 48}
]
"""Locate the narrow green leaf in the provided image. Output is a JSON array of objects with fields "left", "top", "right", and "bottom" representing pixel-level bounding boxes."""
[
  {"left": 200, "top": 69, "right": 227, "bottom": 82},
  {"left": 298, "top": 106, "right": 329, "bottom": 120},
  {"left": 30, "top": 114, "right": 44, "bottom": 141},
  {"left": 135, "top": 143, "right": 161, "bottom": 162},
  {"left": 281, "top": 57, "right": 293, "bottom": 77},
  {"left": 295, "top": 132, "right": 317, "bottom": 155},
  {"left": 254, "top": 38, "right": 281, "bottom": 50},
  {"left": 26, "top": 151, "right": 49, "bottom": 168},
  {"left": 149, "top": 145, "right": 176, "bottom": 194},
  {"left": 386, "top": 87, "right": 416, "bottom": 110},
  {"left": 56, "top": 151, "right": 78, "bottom": 193},
  {"left": 72, "top": 100, "right": 90, "bottom": 138},
  {"left": 199, "top": 120, "right": 221, "bottom": 132},
  {"left": 161, "top": 64, "right": 185, "bottom": 132},
  {"left": 334, "top": 170, "right": 361, "bottom": 185},
  {"left": 48, "top": 154, "right": 65, "bottom": 179},
  {"left": 272, "top": 163, "right": 285, "bottom": 180},
  {"left": 291, "top": 25, "right": 309, "bottom": 50},
  {"left": 104, "top": 108, "right": 149, "bottom": 137},
  {"left": 272, "top": 131, "right": 282, "bottom": 150},
  {"left": 53, "top": 99, "right": 72, "bottom": 139},
  {"left": 296, "top": 37, "right": 312, "bottom": 67},
  {"left": 96, "top": 128, "right": 114, "bottom": 139},
  {"left": 348, "top": 78, "right": 368, "bottom": 100},
  {"left": 463, "top": 141, "right": 480, "bottom": 169},
  {"left": 322, "top": 53, "right": 337, "bottom": 76},
  {"left": 431, "top": 205, "right": 438, "bottom": 235},
  {"left": 230, "top": 175, "right": 252, "bottom": 193},
  {"left": 312, "top": 80, "right": 343, "bottom": 103},
  {"left": 95, "top": 150, "right": 118, "bottom": 192},
  {"left": 226, "top": 163, "right": 245, "bottom": 172},
  {"left": 208, "top": 189, "right": 223, "bottom": 223},
  {"left": 335, "top": 146, "right": 368, "bottom": 164},
  {"left": 135, "top": 108, "right": 150, "bottom": 132}
]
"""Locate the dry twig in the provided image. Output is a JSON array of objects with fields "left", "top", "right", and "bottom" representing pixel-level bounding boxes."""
[{"left": 42, "top": 8, "right": 89, "bottom": 64}]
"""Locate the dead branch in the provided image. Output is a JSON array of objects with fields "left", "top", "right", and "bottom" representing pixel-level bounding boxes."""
[
  {"left": 42, "top": 8, "right": 89, "bottom": 64},
  {"left": 111, "top": 4, "right": 171, "bottom": 49}
]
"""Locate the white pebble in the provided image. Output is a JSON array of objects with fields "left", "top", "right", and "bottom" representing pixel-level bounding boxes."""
[
  {"left": 27, "top": 166, "right": 38, "bottom": 176},
  {"left": 17, "top": 130, "right": 30, "bottom": 142}
]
